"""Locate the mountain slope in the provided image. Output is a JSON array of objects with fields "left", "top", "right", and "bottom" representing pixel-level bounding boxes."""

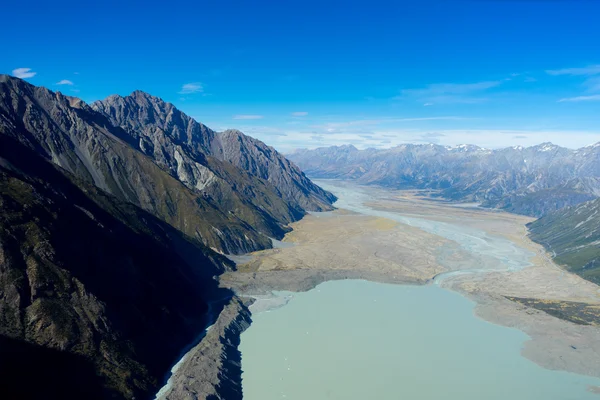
[
  {"left": 212, "top": 129, "right": 337, "bottom": 211},
  {"left": 1, "top": 76, "right": 335, "bottom": 253},
  {"left": 528, "top": 198, "right": 600, "bottom": 285},
  {"left": 289, "top": 143, "right": 600, "bottom": 216},
  {"left": 0, "top": 135, "right": 233, "bottom": 399},
  {"left": 91, "top": 92, "right": 336, "bottom": 214}
]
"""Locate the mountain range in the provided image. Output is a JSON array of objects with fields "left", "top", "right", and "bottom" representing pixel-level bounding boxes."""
[
  {"left": 0, "top": 76, "right": 335, "bottom": 254},
  {"left": 0, "top": 75, "right": 336, "bottom": 399},
  {"left": 288, "top": 142, "right": 600, "bottom": 217}
]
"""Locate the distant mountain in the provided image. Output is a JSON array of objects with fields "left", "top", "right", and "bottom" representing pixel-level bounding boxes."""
[
  {"left": 0, "top": 135, "right": 232, "bottom": 399},
  {"left": 289, "top": 142, "right": 600, "bottom": 216},
  {"left": 0, "top": 75, "right": 335, "bottom": 254},
  {"left": 528, "top": 197, "right": 600, "bottom": 285}
]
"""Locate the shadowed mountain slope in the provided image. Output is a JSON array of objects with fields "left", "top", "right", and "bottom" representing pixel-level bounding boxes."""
[{"left": 0, "top": 135, "right": 233, "bottom": 399}]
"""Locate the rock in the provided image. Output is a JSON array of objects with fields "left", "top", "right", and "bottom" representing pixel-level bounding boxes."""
[
  {"left": 0, "top": 135, "right": 234, "bottom": 399},
  {"left": 1, "top": 75, "right": 336, "bottom": 254},
  {"left": 288, "top": 142, "right": 600, "bottom": 217}
]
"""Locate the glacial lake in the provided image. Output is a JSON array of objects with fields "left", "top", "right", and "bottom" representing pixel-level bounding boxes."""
[
  {"left": 239, "top": 181, "right": 600, "bottom": 399},
  {"left": 240, "top": 280, "right": 600, "bottom": 400}
]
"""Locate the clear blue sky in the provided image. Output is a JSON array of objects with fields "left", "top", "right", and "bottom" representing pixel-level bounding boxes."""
[{"left": 3, "top": 0, "right": 600, "bottom": 150}]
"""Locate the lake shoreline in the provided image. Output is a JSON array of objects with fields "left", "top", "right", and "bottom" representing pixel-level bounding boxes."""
[{"left": 160, "top": 181, "right": 600, "bottom": 399}]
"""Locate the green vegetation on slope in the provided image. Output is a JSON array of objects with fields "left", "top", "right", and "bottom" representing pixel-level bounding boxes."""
[
  {"left": 528, "top": 198, "right": 600, "bottom": 285},
  {"left": 506, "top": 297, "right": 600, "bottom": 326}
]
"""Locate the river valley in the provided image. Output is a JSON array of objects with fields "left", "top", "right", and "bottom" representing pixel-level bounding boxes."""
[
  {"left": 238, "top": 180, "right": 600, "bottom": 399},
  {"left": 159, "top": 180, "right": 600, "bottom": 399}
]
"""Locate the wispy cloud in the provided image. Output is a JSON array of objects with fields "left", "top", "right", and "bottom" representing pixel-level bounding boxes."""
[
  {"left": 396, "top": 80, "right": 502, "bottom": 104},
  {"left": 423, "top": 102, "right": 434, "bottom": 106},
  {"left": 270, "top": 128, "right": 600, "bottom": 153},
  {"left": 546, "top": 65, "right": 600, "bottom": 76},
  {"left": 401, "top": 81, "right": 501, "bottom": 96},
  {"left": 548, "top": 64, "right": 600, "bottom": 101},
  {"left": 583, "top": 76, "right": 600, "bottom": 93},
  {"left": 233, "top": 114, "right": 264, "bottom": 120},
  {"left": 56, "top": 79, "right": 74, "bottom": 85},
  {"left": 178, "top": 82, "right": 203, "bottom": 94},
  {"left": 291, "top": 111, "right": 308, "bottom": 117},
  {"left": 558, "top": 94, "right": 600, "bottom": 102},
  {"left": 12, "top": 68, "right": 36, "bottom": 79},
  {"left": 307, "top": 117, "right": 472, "bottom": 136}
]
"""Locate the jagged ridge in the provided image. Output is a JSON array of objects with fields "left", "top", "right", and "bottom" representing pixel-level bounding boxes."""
[{"left": 288, "top": 142, "right": 600, "bottom": 216}]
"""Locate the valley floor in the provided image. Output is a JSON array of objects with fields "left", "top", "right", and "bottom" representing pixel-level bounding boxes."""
[{"left": 160, "top": 181, "right": 600, "bottom": 398}]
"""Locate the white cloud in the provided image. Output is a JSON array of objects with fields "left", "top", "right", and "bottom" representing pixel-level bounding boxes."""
[
  {"left": 423, "top": 102, "right": 434, "bottom": 106},
  {"left": 12, "top": 68, "right": 36, "bottom": 79},
  {"left": 558, "top": 95, "right": 600, "bottom": 102},
  {"left": 547, "top": 64, "right": 600, "bottom": 101},
  {"left": 583, "top": 76, "right": 600, "bottom": 93},
  {"left": 291, "top": 111, "right": 308, "bottom": 116},
  {"left": 56, "top": 79, "right": 74, "bottom": 85},
  {"left": 233, "top": 114, "right": 264, "bottom": 120},
  {"left": 401, "top": 81, "right": 501, "bottom": 96},
  {"left": 546, "top": 65, "right": 600, "bottom": 76},
  {"left": 263, "top": 128, "right": 600, "bottom": 153},
  {"left": 311, "top": 116, "right": 471, "bottom": 132},
  {"left": 396, "top": 80, "right": 501, "bottom": 104},
  {"left": 229, "top": 116, "right": 600, "bottom": 153},
  {"left": 178, "top": 82, "right": 203, "bottom": 94}
]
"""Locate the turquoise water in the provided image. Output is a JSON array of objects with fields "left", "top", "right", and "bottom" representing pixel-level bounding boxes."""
[
  {"left": 239, "top": 181, "right": 600, "bottom": 399},
  {"left": 240, "top": 280, "right": 600, "bottom": 400}
]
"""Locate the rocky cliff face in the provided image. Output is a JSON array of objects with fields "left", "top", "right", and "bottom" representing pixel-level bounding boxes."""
[
  {"left": 289, "top": 143, "right": 600, "bottom": 216},
  {"left": 1, "top": 76, "right": 335, "bottom": 254},
  {"left": 0, "top": 135, "right": 234, "bottom": 399},
  {"left": 528, "top": 197, "right": 600, "bottom": 285},
  {"left": 212, "top": 130, "right": 337, "bottom": 212},
  {"left": 92, "top": 92, "right": 336, "bottom": 215}
]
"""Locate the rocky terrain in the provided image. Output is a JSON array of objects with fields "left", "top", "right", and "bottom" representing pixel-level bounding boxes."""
[
  {"left": 0, "top": 75, "right": 335, "bottom": 254},
  {"left": 528, "top": 197, "right": 600, "bottom": 285},
  {"left": 0, "top": 135, "right": 233, "bottom": 399},
  {"left": 0, "top": 75, "right": 336, "bottom": 399},
  {"left": 288, "top": 143, "right": 600, "bottom": 217},
  {"left": 157, "top": 297, "right": 252, "bottom": 400},
  {"left": 92, "top": 92, "right": 336, "bottom": 215}
]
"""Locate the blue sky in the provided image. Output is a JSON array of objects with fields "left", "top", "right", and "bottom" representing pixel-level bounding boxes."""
[{"left": 3, "top": 0, "right": 600, "bottom": 151}]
